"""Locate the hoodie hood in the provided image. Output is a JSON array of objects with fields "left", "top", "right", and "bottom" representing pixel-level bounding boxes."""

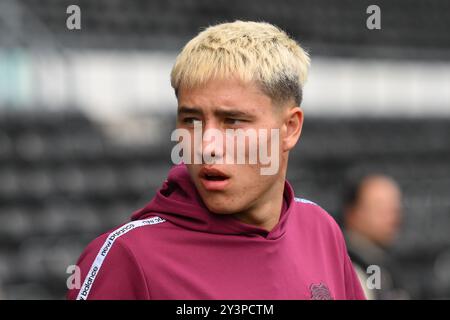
[
  {"left": 131, "top": 164, "right": 294, "bottom": 240},
  {"left": 71, "top": 163, "right": 366, "bottom": 300}
]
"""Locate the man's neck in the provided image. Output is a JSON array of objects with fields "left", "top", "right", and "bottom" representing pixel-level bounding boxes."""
[{"left": 233, "top": 179, "right": 285, "bottom": 232}]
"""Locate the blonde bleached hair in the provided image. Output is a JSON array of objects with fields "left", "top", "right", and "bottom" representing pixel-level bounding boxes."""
[{"left": 170, "top": 20, "right": 310, "bottom": 106}]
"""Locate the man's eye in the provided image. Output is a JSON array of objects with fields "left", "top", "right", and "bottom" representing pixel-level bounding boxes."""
[
  {"left": 225, "top": 118, "right": 245, "bottom": 125},
  {"left": 182, "top": 117, "right": 200, "bottom": 124}
]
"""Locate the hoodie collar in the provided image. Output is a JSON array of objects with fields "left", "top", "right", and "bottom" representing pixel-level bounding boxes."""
[{"left": 131, "top": 164, "right": 295, "bottom": 240}]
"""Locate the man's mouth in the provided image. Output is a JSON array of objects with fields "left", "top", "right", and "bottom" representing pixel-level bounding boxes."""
[
  {"left": 199, "top": 167, "right": 230, "bottom": 190},
  {"left": 204, "top": 174, "right": 227, "bottom": 181}
]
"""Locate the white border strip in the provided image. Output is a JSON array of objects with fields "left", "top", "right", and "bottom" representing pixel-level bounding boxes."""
[
  {"left": 4, "top": 51, "right": 449, "bottom": 117},
  {"left": 76, "top": 216, "right": 166, "bottom": 300},
  {"left": 294, "top": 197, "right": 318, "bottom": 206}
]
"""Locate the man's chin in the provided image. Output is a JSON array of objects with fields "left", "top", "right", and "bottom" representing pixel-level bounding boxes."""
[
  {"left": 204, "top": 203, "right": 235, "bottom": 215},
  {"left": 202, "top": 199, "right": 239, "bottom": 215}
]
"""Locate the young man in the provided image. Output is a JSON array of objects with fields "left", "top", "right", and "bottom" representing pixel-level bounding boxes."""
[{"left": 68, "top": 21, "right": 366, "bottom": 300}]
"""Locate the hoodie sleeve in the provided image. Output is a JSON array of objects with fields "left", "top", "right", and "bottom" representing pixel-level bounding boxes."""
[
  {"left": 331, "top": 214, "right": 366, "bottom": 300},
  {"left": 343, "top": 248, "right": 367, "bottom": 300},
  {"left": 67, "top": 234, "right": 150, "bottom": 300}
]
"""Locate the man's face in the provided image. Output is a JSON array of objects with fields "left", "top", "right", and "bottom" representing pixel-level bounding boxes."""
[
  {"left": 176, "top": 78, "right": 292, "bottom": 215},
  {"left": 353, "top": 177, "right": 403, "bottom": 246}
]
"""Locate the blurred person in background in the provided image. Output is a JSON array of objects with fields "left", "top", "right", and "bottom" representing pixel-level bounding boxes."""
[{"left": 342, "top": 174, "right": 409, "bottom": 299}]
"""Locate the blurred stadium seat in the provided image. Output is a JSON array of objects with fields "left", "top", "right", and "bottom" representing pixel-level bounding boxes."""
[
  {"left": 0, "top": 110, "right": 449, "bottom": 298},
  {"left": 8, "top": 0, "right": 450, "bottom": 59}
]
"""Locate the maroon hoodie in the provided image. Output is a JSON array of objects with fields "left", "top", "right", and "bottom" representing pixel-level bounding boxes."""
[{"left": 67, "top": 164, "right": 366, "bottom": 300}]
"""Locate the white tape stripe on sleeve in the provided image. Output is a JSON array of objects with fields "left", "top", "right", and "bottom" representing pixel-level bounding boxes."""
[
  {"left": 76, "top": 216, "right": 166, "bottom": 300},
  {"left": 294, "top": 197, "right": 317, "bottom": 206}
]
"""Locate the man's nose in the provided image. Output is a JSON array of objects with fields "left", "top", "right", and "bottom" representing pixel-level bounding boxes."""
[{"left": 200, "top": 122, "right": 225, "bottom": 163}]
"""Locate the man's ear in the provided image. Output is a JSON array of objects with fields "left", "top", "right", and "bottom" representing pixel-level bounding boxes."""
[{"left": 282, "top": 106, "right": 304, "bottom": 152}]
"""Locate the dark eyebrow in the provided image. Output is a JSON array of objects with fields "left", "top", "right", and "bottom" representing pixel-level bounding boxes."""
[
  {"left": 214, "top": 109, "right": 253, "bottom": 119},
  {"left": 177, "top": 106, "right": 203, "bottom": 116},
  {"left": 177, "top": 106, "right": 253, "bottom": 119}
]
